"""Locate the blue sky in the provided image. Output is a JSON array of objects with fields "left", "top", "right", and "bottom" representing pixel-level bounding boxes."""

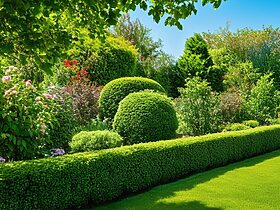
[{"left": 129, "top": 0, "right": 280, "bottom": 58}]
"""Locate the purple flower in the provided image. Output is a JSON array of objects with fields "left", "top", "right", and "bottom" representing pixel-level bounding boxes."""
[
  {"left": 51, "top": 148, "right": 65, "bottom": 157},
  {"left": 2, "top": 75, "right": 11, "bottom": 82},
  {"left": 0, "top": 157, "right": 6, "bottom": 163}
]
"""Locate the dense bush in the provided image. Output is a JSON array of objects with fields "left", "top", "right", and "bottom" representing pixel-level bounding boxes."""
[
  {"left": 72, "top": 36, "right": 139, "bottom": 86},
  {"left": 140, "top": 52, "right": 186, "bottom": 98},
  {"left": 98, "top": 77, "right": 165, "bottom": 124},
  {"left": 1, "top": 125, "right": 280, "bottom": 209},
  {"left": 70, "top": 130, "right": 123, "bottom": 153},
  {"left": 220, "top": 88, "right": 243, "bottom": 123},
  {"left": 175, "top": 77, "right": 221, "bottom": 136},
  {"left": 113, "top": 91, "right": 178, "bottom": 144},
  {"left": 244, "top": 74, "right": 280, "bottom": 124},
  {"left": 47, "top": 87, "right": 79, "bottom": 150}
]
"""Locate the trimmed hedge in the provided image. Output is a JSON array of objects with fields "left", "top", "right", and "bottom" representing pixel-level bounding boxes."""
[
  {"left": 1, "top": 125, "right": 280, "bottom": 209},
  {"left": 113, "top": 91, "right": 178, "bottom": 144},
  {"left": 98, "top": 77, "right": 166, "bottom": 123}
]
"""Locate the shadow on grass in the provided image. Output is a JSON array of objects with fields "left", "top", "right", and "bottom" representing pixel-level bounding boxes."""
[{"left": 91, "top": 149, "right": 280, "bottom": 210}]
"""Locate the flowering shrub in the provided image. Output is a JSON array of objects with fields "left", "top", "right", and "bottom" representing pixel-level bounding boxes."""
[
  {"left": 0, "top": 66, "right": 58, "bottom": 160},
  {"left": 62, "top": 60, "right": 102, "bottom": 124},
  {"left": 0, "top": 156, "right": 5, "bottom": 163},
  {"left": 51, "top": 148, "right": 65, "bottom": 157}
]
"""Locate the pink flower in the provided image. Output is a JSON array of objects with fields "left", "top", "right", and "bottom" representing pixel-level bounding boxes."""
[
  {"left": 43, "top": 93, "right": 53, "bottom": 99},
  {"left": 25, "top": 80, "right": 32, "bottom": 87},
  {"left": 2, "top": 76, "right": 11, "bottom": 82}
]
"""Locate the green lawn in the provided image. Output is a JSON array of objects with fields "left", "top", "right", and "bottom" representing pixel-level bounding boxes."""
[{"left": 93, "top": 150, "right": 280, "bottom": 210}]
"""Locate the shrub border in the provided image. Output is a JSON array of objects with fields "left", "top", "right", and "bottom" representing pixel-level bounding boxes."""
[{"left": 1, "top": 125, "right": 280, "bottom": 209}]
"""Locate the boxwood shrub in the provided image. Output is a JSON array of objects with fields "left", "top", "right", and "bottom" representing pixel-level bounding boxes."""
[
  {"left": 98, "top": 77, "right": 166, "bottom": 124},
  {"left": 1, "top": 125, "right": 280, "bottom": 209},
  {"left": 113, "top": 91, "right": 178, "bottom": 144}
]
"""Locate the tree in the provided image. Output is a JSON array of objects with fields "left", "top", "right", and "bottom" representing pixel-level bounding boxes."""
[
  {"left": 177, "top": 33, "right": 224, "bottom": 91},
  {"left": 0, "top": 0, "right": 223, "bottom": 73},
  {"left": 112, "top": 14, "right": 162, "bottom": 61}
]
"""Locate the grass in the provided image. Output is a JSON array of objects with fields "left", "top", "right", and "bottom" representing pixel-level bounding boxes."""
[{"left": 93, "top": 149, "right": 280, "bottom": 210}]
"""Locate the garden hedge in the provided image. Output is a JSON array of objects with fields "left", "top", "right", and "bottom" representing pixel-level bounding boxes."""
[
  {"left": 98, "top": 77, "right": 166, "bottom": 123},
  {"left": 1, "top": 125, "right": 280, "bottom": 209}
]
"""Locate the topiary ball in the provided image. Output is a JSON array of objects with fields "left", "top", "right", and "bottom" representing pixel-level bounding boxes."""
[
  {"left": 113, "top": 91, "right": 178, "bottom": 145},
  {"left": 98, "top": 77, "right": 166, "bottom": 124},
  {"left": 70, "top": 130, "right": 123, "bottom": 153}
]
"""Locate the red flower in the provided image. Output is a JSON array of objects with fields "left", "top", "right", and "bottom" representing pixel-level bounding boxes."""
[
  {"left": 221, "top": 75, "right": 225, "bottom": 79},
  {"left": 72, "top": 60, "right": 78, "bottom": 65}
]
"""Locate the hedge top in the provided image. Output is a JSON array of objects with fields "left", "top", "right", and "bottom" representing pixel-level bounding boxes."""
[{"left": 98, "top": 77, "right": 166, "bottom": 122}]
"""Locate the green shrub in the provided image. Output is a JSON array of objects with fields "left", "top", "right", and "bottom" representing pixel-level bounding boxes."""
[
  {"left": 70, "top": 130, "right": 123, "bottom": 152},
  {"left": 1, "top": 125, "right": 280, "bottom": 209},
  {"left": 223, "top": 123, "right": 250, "bottom": 131},
  {"left": 98, "top": 77, "right": 165, "bottom": 124},
  {"left": 113, "top": 91, "right": 178, "bottom": 144},
  {"left": 220, "top": 88, "right": 243, "bottom": 124},
  {"left": 243, "top": 120, "right": 259, "bottom": 128},
  {"left": 244, "top": 74, "right": 280, "bottom": 124},
  {"left": 268, "top": 118, "right": 280, "bottom": 125},
  {"left": 175, "top": 77, "right": 221, "bottom": 136},
  {"left": 86, "top": 37, "right": 138, "bottom": 86}
]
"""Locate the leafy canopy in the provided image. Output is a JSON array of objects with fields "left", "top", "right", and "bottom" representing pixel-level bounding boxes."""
[{"left": 0, "top": 0, "right": 223, "bottom": 72}]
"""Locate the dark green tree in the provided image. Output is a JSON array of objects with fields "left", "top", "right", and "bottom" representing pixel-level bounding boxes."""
[{"left": 178, "top": 33, "right": 224, "bottom": 91}]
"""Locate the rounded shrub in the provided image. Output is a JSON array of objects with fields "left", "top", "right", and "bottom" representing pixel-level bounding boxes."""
[
  {"left": 113, "top": 91, "right": 178, "bottom": 145},
  {"left": 98, "top": 77, "right": 166, "bottom": 123},
  {"left": 70, "top": 130, "right": 123, "bottom": 153}
]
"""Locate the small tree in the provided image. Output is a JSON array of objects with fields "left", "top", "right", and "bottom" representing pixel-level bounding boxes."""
[
  {"left": 175, "top": 77, "right": 221, "bottom": 136},
  {"left": 178, "top": 34, "right": 224, "bottom": 92},
  {"left": 243, "top": 74, "right": 280, "bottom": 124}
]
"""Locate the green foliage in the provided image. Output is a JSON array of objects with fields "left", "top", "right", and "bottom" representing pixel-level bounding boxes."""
[
  {"left": 224, "top": 61, "right": 261, "bottom": 94},
  {"left": 223, "top": 123, "right": 250, "bottom": 132},
  {"left": 1, "top": 125, "right": 280, "bottom": 210},
  {"left": 177, "top": 33, "right": 223, "bottom": 92},
  {"left": 98, "top": 77, "right": 166, "bottom": 124},
  {"left": 70, "top": 130, "right": 123, "bottom": 153},
  {"left": 85, "top": 37, "right": 139, "bottom": 86},
  {"left": 243, "top": 120, "right": 259, "bottom": 128},
  {"left": 204, "top": 26, "right": 280, "bottom": 88},
  {"left": 0, "top": 67, "right": 59, "bottom": 160},
  {"left": 74, "top": 118, "right": 109, "bottom": 133},
  {"left": 47, "top": 87, "right": 79, "bottom": 150},
  {"left": 0, "top": 0, "right": 223, "bottom": 72},
  {"left": 113, "top": 91, "right": 178, "bottom": 144},
  {"left": 175, "top": 77, "right": 221, "bottom": 136},
  {"left": 112, "top": 14, "right": 162, "bottom": 61},
  {"left": 244, "top": 74, "right": 280, "bottom": 124},
  {"left": 140, "top": 51, "right": 186, "bottom": 98},
  {"left": 268, "top": 118, "right": 280, "bottom": 125}
]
